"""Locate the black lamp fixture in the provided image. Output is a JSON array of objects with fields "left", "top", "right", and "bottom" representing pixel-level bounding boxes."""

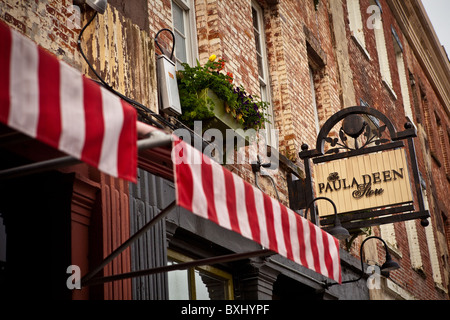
[
  {"left": 86, "top": 0, "right": 108, "bottom": 14},
  {"left": 73, "top": 0, "right": 108, "bottom": 14},
  {"left": 304, "top": 197, "right": 350, "bottom": 241},
  {"left": 325, "top": 236, "right": 400, "bottom": 288}
]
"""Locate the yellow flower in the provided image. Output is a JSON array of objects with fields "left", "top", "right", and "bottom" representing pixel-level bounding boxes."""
[{"left": 209, "top": 54, "right": 217, "bottom": 62}]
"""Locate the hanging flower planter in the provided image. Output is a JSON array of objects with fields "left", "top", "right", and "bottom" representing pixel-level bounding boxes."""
[
  {"left": 199, "top": 88, "right": 244, "bottom": 132},
  {"left": 176, "top": 55, "right": 271, "bottom": 135}
]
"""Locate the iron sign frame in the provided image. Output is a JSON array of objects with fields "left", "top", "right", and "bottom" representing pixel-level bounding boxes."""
[{"left": 297, "top": 106, "right": 430, "bottom": 232}]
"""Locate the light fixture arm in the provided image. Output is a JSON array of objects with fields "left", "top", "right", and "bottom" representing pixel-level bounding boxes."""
[
  {"left": 304, "top": 197, "right": 350, "bottom": 241},
  {"left": 324, "top": 236, "right": 399, "bottom": 289},
  {"left": 304, "top": 197, "right": 337, "bottom": 221},
  {"left": 155, "top": 28, "right": 176, "bottom": 61}
]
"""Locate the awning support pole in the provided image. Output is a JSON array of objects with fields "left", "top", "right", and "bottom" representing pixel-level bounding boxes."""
[
  {"left": 83, "top": 249, "right": 274, "bottom": 287},
  {"left": 80, "top": 200, "right": 177, "bottom": 287},
  {"left": 0, "top": 133, "right": 173, "bottom": 180},
  {"left": 0, "top": 156, "right": 81, "bottom": 180}
]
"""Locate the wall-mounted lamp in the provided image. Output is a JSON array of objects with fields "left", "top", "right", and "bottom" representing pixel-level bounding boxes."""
[
  {"left": 74, "top": 0, "right": 108, "bottom": 14},
  {"left": 86, "top": 0, "right": 108, "bottom": 14},
  {"left": 304, "top": 197, "right": 350, "bottom": 241},
  {"left": 325, "top": 236, "right": 400, "bottom": 289}
]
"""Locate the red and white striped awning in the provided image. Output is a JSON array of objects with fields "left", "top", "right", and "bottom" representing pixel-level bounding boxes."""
[
  {"left": 0, "top": 21, "right": 137, "bottom": 183},
  {"left": 173, "top": 138, "right": 342, "bottom": 283},
  {"left": 0, "top": 20, "right": 341, "bottom": 284}
]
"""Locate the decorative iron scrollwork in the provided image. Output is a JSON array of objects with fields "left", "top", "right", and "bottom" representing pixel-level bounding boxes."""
[{"left": 324, "top": 114, "right": 391, "bottom": 155}]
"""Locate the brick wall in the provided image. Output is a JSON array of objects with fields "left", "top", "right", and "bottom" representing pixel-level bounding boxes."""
[
  {"left": 144, "top": 0, "right": 450, "bottom": 300},
  {"left": 0, "top": 0, "right": 81, "bottom": 67},
  {"left": 339, "top": 0, "right": 450, "bottom": 299},
  {"left": 1, "top": 0, "right": 448, "bottom": 300}
]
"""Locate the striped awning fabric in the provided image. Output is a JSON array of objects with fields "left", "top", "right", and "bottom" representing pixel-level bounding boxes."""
[
  {"left": 0, "top": 21, "right": 137, "bottom": 183},
  {"left": 0, "top": 20, "right": 342, "bottom": 283},
  {"left": 173, "top": 138, "right": 342, "bottom": 283}
]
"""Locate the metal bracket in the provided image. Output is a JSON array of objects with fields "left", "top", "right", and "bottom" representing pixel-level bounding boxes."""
[
  {"left": 84, "top": 249, "right": 274, "bottom": 287},
  {"left": 79, "top": 200, "right": 274, "bottom": 288}
]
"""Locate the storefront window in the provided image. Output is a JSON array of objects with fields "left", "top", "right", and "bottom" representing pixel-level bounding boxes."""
[{"left": 167, "top": 250, "right": 234, "bottom": 300}]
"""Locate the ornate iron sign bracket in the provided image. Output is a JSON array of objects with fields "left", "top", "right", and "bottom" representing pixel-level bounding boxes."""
[{"left": 296, "top": 106, "right": 430, "bottom": 232}]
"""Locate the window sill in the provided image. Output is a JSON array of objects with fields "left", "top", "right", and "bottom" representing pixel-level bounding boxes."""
[
  {"left": 435, "top": 282, "right": 448, "bottom": 296},
  {"left": 382, "top": 78, "right": 397, "bottom": 100},
  {"left": 351, "top": 33, "right": 371, "bottom": 61},
  {"left": 431, "top": 150, "right": 442, "bottom": 167},
  {"left": 386, "top": 242, "right": 402, "bottom": 259},
  {"left": 412, "top": 266, "right": 427, "bottom": 279}
]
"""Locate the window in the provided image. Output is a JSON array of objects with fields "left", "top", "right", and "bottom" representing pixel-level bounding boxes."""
[
  {"left": 370, "top": 1, "right": 394, "bottom": 95},
  {"left": 437, "top": 114, "right": 449, "bottom": 173},
  {"left": 423, "top": 99, "right": 439, "bottom": 162},
  {"left": 380, "top": 223, "right": 400, "bottom": 257},
  {"left": 422, "top": 190, "right": 446, "bottom": 290},
  {"left": 405, "top": 218, "right": 424, "bottom": 274},
  {"left": 167, "top": 250, "right": 234, "bottom": 300},
  {"left": 309, "top": 66, "right": 320, "bottom": 135},
  {"left": 392, "top": 28, "right": 413, "bottom": 123},
  {"left": 252, "top": 1, "right": 276, "bottom": 147},
  {"left": 347, "top": 0, "right": 366, "bottom": 48},
  {"left": 445, "top": 129, "right": 450, "bottom": 177},
  {"left": 305, "top": 31, "right": 327, "bottom": 137},
  {"left": 172, "top": 0, "right": 198, "bottom": 69}
]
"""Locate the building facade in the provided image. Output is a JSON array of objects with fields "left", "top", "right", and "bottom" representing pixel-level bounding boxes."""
[{"left": 0, "top": 0, "right": 448, "bottom": 300}]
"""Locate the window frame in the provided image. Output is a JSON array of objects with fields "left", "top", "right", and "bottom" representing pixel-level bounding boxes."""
[
  {"left": 309, "top": 66, "right": 321, "bottom": 135},
  {"left": 369, "top": 0, "right": 395, "bottom": 97},
  {"left": 251, "top": 1, "right": 276, "bottom": 147},
  {"left": 171, "top": 0, "right": 199, "bottom": 69},
  {"left": 167, "top": 249, "right": 234, "bottom": 300},
  {"left": 347, "top": 0, "right": 367, "bottom": 49}
]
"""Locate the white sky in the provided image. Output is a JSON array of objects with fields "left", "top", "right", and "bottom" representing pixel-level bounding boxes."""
[{"left": 421, "top": 0, "right": 450, "bottom": 57}]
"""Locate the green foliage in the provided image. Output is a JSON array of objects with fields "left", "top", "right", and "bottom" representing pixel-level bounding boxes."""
[{"left": 176, "top": 57, "right": 270, "bottom": 130}]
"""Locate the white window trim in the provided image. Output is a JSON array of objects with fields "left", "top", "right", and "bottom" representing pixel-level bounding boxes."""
[
  {"left": 422, "top": 190, "right": 446, "bottom": 291},
  {"left": 393, "top": 37, "right": 414, "bottom": 125},
  {"left": 252, "top": 1, "right": 276, "bottom": 148},
  {"left": 405, "top": 219, "right": 424, "bottom": 273},
  {"left": 347, "top": 0, "right": 366, "bottom": 49},
  {"left": 309, "top": 66, "right": 320, "bottom": 135},
  {"left": 380, "top": 223, "right": 402, "bottom": 258},
  {"left": 371, "top": 3, "right": 394, "bottom": 95}
]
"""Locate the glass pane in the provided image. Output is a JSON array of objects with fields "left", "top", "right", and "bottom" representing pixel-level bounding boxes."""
[
  {"left": 260, "top": 84, "right": 267, "bottom": 101},
  {"left": 168, "top": 261, "right": 190, "bottom": 300},
  {"left": 252, "top": 7, "right": 259, "bottom": 30},
  {"left": 175, "top": 31, "right": 187, "bottom": 63},
  {"left": 195, "top": 269, "right": 227, "bottom": 300},
  {"left": 254, "top": 29, "right": 262, "bottom": 54},
  {"left": 257, "top": 54, "right": 263, "bottom": 78},
  {"left": 172, "top": 2, "right": 185, "bottom": 34}
]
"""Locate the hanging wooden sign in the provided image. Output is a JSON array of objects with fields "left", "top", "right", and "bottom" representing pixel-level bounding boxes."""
[
  {"left": 313, "top": 148, "right": 413, "bottom": 216},
  {"left": 296, "top": 107, "right": 430, "bottom": 231}
]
